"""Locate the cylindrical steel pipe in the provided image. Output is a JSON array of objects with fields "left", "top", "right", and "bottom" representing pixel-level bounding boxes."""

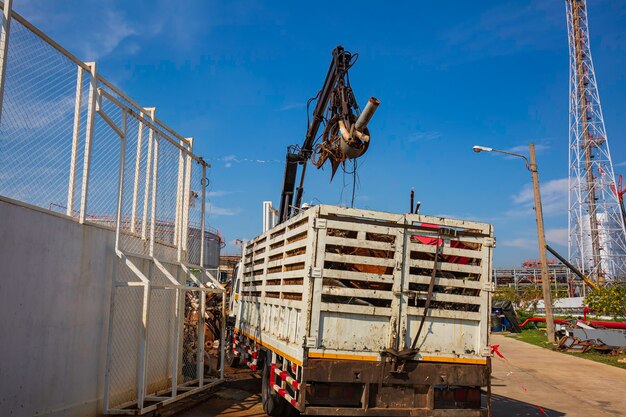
[{"left": 355, "top": 97, "right": 380, "bottom": 132}]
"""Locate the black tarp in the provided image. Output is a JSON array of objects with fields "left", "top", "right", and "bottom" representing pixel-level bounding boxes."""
[{"left": 492, "top": 300, "right": 521, "bottom": 333}]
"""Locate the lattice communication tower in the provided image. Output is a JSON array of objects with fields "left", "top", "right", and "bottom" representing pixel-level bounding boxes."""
[{"left": 566, "top": 0, "right": 626, "bottom": 283}]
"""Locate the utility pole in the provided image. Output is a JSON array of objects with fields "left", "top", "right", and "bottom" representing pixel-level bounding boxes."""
[
  {"left": 473, "top": 142, "right": 557, "bottom": 343},
  {"left": 529, "top": 143, "right": 556, "bottom": 343}
]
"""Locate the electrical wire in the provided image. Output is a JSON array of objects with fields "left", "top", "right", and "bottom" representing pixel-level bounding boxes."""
[{"left": 306, "top": 90, "right": 320, "bottom": 131}]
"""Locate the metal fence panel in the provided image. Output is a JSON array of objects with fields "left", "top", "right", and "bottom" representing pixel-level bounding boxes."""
[{"left": 0, "top": 3, "right": 225, "bottom": 415}]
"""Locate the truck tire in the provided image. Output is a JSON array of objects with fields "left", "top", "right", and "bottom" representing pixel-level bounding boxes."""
[{"left": 262, "top": 355, "right": 286, "bottom": 416}]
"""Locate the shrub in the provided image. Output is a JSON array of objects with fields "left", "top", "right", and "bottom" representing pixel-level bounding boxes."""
[{"left": 584, "top": 285, "right": 626, "bottom": 319}]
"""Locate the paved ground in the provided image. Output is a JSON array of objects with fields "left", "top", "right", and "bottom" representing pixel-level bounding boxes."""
[
  {"left": 490, "top": 334, "right": 626, "bottom": 416},
  {"left": 166, "top": 336, "right": 626, "bottom": 417}
]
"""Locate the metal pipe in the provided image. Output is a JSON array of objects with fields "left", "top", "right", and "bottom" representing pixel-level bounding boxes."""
[
  {"left": 79, "top": 62, "right": 97, "bottom": 224},
  {"left": 0, "top": 0, "right": 12, "bottom": 124},
  {"left": 519, "top": 317, "right": 569, "bottom": 328},
  {"left": 221, "top": 293, "right": 226, "bottom": 381},
  {"left": 141, "top": 108, "right": 156, "bottom": 240},
  {"left": 130, "top": 117, "right": 144, "bottom": 233},
  {"left": 114, "top": 111, "right": 128, "bottom": 252},
  {"left": 67, "top": 66, "right": 83, "bottom": 216},
  {"left": 355, "top": 97, "right": 380, "bottom": 132}
]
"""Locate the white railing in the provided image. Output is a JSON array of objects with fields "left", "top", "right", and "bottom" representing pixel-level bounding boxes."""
[{"left": 0, "top": 2, "right": 225, "bottom": 414}]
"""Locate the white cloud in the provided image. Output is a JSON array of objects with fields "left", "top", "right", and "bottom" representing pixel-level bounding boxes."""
[
  {"left": 81, "top": 9, "right": 136, "bottom": 60},
  {"left": 509, "top": 177, "right": 569, "bottom": 217},
  {"left": 546, "top": 227, "right": 568, "bottom": 247},
  {"left": 501, "top": 238, "right": 535, "bottom": 249},
  {"left": 18, "top": 1, "right": 163, "bottom": 61},
  {"left": 279, "top": 102, "right": 305, "bottom": 111},
  {"left": 4, "top": 95, "right": 75, "bottom": 130},
  {"left": 506, "top": 144, "right": 550, "bottom": 154},
  {"left": 409, "top": 131, "right": 441, "bottom": 142},
  {"left": 207, "top": 203, "right": 241, "bottom": 216},
  {"left": 440, "top": 0, "right": 563, "bottom": 59},
  {"left": 207, "top": 190, "right": 235, "bottom": 198},
  {"left": 499, "top": 227, "right": 567, "bottom": 256},
  {"left": 614, "top": 161, "right": 626, "bottom": 167},
  {"left": 212, "top": 155, "right": 281, "bottom": 168}
]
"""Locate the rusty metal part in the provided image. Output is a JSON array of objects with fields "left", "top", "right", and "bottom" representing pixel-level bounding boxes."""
[
  {"left": 280, "top": 46, "right": 379, "bottom": 222},
  {"left": 557, "top": 336, "right": 592, "bottom": 353},
  {"left": 301, "top": 359, "right": 489, "bottom": 416},
  {"left": 311, "top": 106, "right": 372, "bottom": 180},
  {"left": 355, "top": 97, "right": 380, "bottom": 132}
]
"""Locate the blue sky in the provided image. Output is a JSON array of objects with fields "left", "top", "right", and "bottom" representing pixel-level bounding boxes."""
[{"left": 18, "top": 0, "right": 626, "bottom": 266}]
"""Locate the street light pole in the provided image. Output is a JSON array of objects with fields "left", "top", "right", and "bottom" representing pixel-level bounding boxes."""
[
  {"left": 528, "top": 143, "right": 556, "bottom": 343},
  {"left": 473, "top": 142, "right": 556, "bottom": 343}
]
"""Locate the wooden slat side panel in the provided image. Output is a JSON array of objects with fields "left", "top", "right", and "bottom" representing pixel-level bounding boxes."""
[
  {"left": 408, "top": 274, "right": 482, "bottom": 289},
  {"left": 321, "top": 286, "right": 394, "bottom": 300},
  {"left": 235, "top": 205, "right": 493, "bottom": 364},
  {"left": 405, "top": 306, "right": 482, "bottom": 321},
  {"left": 320, "top": 302, "right": 392, "bottom": 317},
  {"left": 323, "top": 268, "right": 394, "bottom": 284},
  {"left": 409, "top": 258, "right": 482, "bottom": 274},
  {"left": 323, "top": 218, "right": 398, "bottom": 235},
  {"left": 407, "top": 241, "right": 483, "bottom": 260}
]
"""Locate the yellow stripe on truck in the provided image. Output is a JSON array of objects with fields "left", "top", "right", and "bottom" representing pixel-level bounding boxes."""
[
  {"left": 235, "top": 328, "right": 303, "bottom": 366},
  {"left": 421, "top": 356, "right": 487, "bottom": 365},
  {"left": 236, "top": 329, "right": 486, "bottom": 366},
  {"left": 308, "top": 352, "right": 486, "bottom": 365},
  {"left": 308, "top": 352, "right": 379, "bottom": 361}
]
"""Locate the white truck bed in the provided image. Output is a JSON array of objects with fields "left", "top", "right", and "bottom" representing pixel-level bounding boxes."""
[{"left": 234, "top": 205, "right": 494, "bottom": 367}]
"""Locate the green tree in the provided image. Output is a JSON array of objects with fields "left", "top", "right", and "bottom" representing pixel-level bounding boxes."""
[
  {"left": 493, "top": 286, "right": 521, "bottom": 305},
  {"left": 518, "top": 286, "right": 541, "bottom": 311},
  {"left": 584, "top": 285, "right": 626, "bottom": 319}
]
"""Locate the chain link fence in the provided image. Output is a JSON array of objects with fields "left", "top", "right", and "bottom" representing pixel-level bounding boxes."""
[{"left": 0, "top": 3, "right": 225, "bottom": 414}]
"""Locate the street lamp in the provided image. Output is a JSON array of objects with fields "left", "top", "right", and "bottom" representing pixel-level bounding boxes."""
[{"left": 473, "top": 143, "right": 556, "bottom": 343}]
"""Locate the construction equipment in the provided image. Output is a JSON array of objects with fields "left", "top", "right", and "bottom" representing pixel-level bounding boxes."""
[
  {"left": 545, "top": 244, "right": 599, "bottom": 291},
  {"left": 229, "top": 206, "right": 494, "bottom": 416},
  {"left": 277, "top": 46, "right": 379, "bottom": 223}
]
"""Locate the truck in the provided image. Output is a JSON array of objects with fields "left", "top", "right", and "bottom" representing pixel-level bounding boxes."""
[{"left": 228, "top": 204, "right": 494, "bottom": 416}]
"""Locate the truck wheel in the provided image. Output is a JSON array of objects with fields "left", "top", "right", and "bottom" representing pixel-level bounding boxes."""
[{"left": 262, "top": 355, "right": 286, "bottom": 416}]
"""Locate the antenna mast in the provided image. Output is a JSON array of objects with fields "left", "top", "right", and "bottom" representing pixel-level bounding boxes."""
[{"left": 566, "top": 0, "right": 626, "bottom": 283}]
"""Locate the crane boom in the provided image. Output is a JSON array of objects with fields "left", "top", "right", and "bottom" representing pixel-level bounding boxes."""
[{"left": 278, "top": 46, "right": 379, "bottom": 223}]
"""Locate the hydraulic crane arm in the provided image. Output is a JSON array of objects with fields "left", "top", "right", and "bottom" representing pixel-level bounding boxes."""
[
  {"left": 278, "top": 46, "right": 379, "bottom": 223},
  {"left": 545, "top": 244, "right": 599, "bottom": 291}
]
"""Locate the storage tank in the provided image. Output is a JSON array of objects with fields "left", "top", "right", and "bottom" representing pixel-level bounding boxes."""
[{"left": 575, "top": 213, "right": 626, "bottom": 281}]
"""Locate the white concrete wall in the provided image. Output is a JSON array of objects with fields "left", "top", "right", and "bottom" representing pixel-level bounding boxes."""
[
  {"left": 0, "top": 196, "right": 116, "bottom": 417},
  {"left": 0, "top": 196, "right": 221, "bottom": 416}
]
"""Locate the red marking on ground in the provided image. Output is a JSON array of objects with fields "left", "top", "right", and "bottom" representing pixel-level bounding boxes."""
[{"left": 491, "top": 344, "right": 505, "bottom": 359}]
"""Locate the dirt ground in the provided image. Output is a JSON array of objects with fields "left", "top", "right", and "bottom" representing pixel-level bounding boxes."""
[{"left": 162, "top": 335, "right": 626, "bottom": 417}]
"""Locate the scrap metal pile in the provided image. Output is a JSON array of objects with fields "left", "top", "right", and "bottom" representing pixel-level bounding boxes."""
[
  {"left": 556, "top": 319, "right": 626, "bottom": 355},
  {"left": 182, "top": 291, "right": 226, "bottom": 379}
]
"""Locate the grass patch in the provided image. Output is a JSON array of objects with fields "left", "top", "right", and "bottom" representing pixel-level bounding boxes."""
[{"left": 507, "top": 329, "right": 626, "bottom": 370}]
